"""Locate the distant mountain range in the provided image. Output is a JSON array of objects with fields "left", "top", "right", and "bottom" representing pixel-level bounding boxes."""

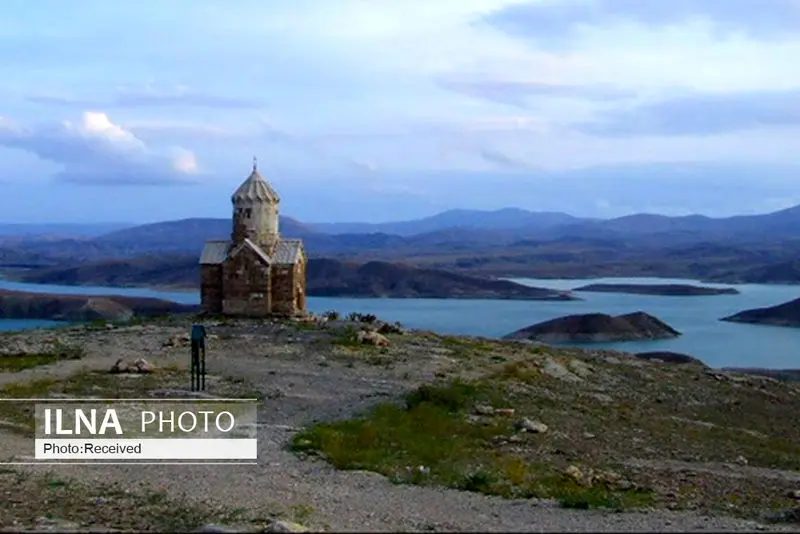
[
  {"left": 5, "top": 204, "right": 800, "bottom": 244},
  {"left": 0, "top": 222, "right": 132, "bottom": 238},
  {"left": 308, "top": 208, "right": 587, "bottom": 236},
  {"left": 3, "top": 204, "right": 800, "bottom": 283}
]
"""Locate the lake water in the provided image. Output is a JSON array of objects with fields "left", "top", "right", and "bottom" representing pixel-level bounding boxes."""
[{"left": 1, "top": 277, "right": 799, "bottom": 369}]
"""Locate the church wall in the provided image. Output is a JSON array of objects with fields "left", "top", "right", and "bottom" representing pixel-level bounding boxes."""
[
  {"left": 270, "top": 265, "right": 296, "bottom": 316},
  {"left": 231, "top": 208, "right": 250, "bottom": 244},
  {"left": 293, "top": 259, "right": 307, "bottom": 313},
  {"left": 221, "top": 247, "right": 272, "bottom": 317},
  {"left": 200, "top": 265, "right": 223, "bottom": 314},
  {"left": 231, "top": 200, "right": 280, "bottom": 249}
]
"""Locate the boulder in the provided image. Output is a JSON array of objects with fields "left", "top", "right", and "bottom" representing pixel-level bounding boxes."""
[
  {"left": 636, "top": 351, "right": 706, "bottom": 366},
  {"left": 356, "top": 330, "right": 390, "bottom": 347},
  {"left": 109, "top": 358, "right": 154, "bottom": 374},
  {"left": 164, "top": 333, "right": 191, "bottom": 347}
]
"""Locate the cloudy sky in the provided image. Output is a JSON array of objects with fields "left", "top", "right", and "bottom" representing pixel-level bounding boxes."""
[{"left": 1, "top": 0, "right": 799, "bottom": 223}]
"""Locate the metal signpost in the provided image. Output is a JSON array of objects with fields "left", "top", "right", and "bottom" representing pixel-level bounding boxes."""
[{"left": 190, "top": 324, "right": 207, "bottom": 391}]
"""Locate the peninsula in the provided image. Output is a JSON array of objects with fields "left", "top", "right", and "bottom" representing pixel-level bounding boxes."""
[
  {"left": 0, "top": 289, "right": 198, "bottom": 322},
  {"left": 572, "top": 283, "right": 738, "bottom": 296},
  {"left": 720, "top": 296, "right": 800, "bottom": 328}
]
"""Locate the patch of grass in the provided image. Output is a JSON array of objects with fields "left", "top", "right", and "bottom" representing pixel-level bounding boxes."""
[
  {"left": 0, "top": 345, "right": 85, "bottom": 372},
  {"left": 291, "top": 320, "right": 318, "bottom": 331},
  {"left": 440, "top": 335, "right": 494, "bottom": 354},
  {"left": 330, "top": 326, "right": 367, "bottom": 348},
  {"left": 291, "top": 378, "right": 654, "bottom": 508},
  {"left": 491, "top": 360, "right": 542, "bottom": 383},
  {"left": 290, "top": 503, "right": 315, "bottom": 523}
]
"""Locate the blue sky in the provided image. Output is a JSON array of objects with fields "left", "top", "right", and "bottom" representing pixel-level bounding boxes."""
[{"left": 1, "top": 0, "right": 800, "bottom": 223}]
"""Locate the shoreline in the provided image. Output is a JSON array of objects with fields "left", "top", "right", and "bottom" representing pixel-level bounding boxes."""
[{"left": 2, "top": 317, "right": 800, "bottom": 377}]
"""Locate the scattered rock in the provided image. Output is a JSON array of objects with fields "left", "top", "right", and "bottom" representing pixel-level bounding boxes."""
[
  {"left": 567, "top": 358, "right": 593, "bottom": 378},
  {"left": 735, "top": 455, "right": 749, "bottom": 465},
  {"left": 164, "top": 333, "right": 191, "bottom": 347},
  {"left": 109, "top": 358, "right": 155, "bottom": 374},
  {"left": 109, "top": 358, "right": 128, "bottom": 374},
  {"left": 589, "top": 392, "right": 613, "bottom": 404},
  {"left": 514, "top": 418, "right": 548, "bottom": 433},
  {"left": 788, "top": 490, "right": 800, "bottom": 500},
  {"left": 762, "top": 506, "right": 800, "bottom": 524},
  {"left": 564, "top": 465, "right": 586, "bottom": 485},
  {"left": 263, "top": 520, "right": 309, "bottom": 533},
  {"left": 473, "top": 404, "right": 494, "bottom": 416},
  {"left": 356, "top": 330, "right": 390, "bottom": 347},
  {"left": 195, "top": 524, "right": 247, "bottom": 533},
  {"left": 32, "top": 517, "right": 82, "bottom": 531},
  {"left": 493, "top": 408, "right": 515, "bottom": 416},
  {"left": 541, "top": 357, "right": 582, "bottom": 383},
  {"left": 705, "top": 371, "right": 728, "bottom": 381},
  {"left": 636, "top": 351, "right": 706, "bottom": 366}
]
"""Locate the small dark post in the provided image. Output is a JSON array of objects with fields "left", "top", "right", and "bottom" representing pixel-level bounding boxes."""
[{"left": 190, "top": 324, "right": 207, "bottom": 391}]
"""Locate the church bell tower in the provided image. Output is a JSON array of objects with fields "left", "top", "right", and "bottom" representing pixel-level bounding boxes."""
[{"left": 230, "top": 157, "right": 281, "bottom": 251}]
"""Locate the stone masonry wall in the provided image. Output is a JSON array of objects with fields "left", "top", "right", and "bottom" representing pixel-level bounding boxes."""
[
  {"left": 231, "top": 208, "right": 250, "bottom": 244},
  {"left": 200, "top": 265, "right": 223, "bottom": 314},
  {"left": 270, "top": 266, "right": 295, "bottom": 316},
  {"left": 221, "top": 246, "right": 271, "bottom": 317},
  {"left": 293, "top": 259, "right": 307, "bottom": 313}
]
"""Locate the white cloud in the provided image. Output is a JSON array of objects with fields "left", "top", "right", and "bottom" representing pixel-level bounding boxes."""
[{"left": 0, "top": 111, "right": 201, "bottom": 185}]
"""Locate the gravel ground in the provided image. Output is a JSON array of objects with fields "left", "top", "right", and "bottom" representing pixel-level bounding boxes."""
[{"left": 1, "top": 320, "right": 799, "bottom": 532}]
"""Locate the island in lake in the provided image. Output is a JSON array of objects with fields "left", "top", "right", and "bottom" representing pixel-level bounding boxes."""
[
  {"left": 503, "top": 311, "right": 682, "bottom": 343},
  {"left": 572, "top": 283, "right": 739, "bottom": 296},
  {"left": 720, "top": 296, "right": 800, "bottom": 328}
]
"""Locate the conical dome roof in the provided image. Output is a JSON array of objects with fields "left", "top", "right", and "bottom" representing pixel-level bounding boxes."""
[{"left": 232, "top": 158, "right": 280, "bottom": 204}]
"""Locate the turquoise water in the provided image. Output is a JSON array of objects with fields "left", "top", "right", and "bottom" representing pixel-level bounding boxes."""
[
  {"left": 0, "top": 318, "right": 68, "bottom": 332},
  {"left": 1, "top": 276, "right": 799, "bottom": 369}
]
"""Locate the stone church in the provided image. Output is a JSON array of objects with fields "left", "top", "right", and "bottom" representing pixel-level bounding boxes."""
[{"left": 199, "top": 159, "right": 307, "bottom": 317}]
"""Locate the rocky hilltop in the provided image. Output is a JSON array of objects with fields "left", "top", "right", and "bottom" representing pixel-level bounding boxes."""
[
  {"left": 0, "top": 289, "right": 198, "bottom": 322},
  {"left": 721, "top": 297, "right": 800, "bottom": 328},
  {"left": 573, "top": 283, "right": 738, "bottom": 296},
  {"left": 0, "top": 315, "right": 799, "bottom": 532},
  {"left": 505, "top": 311, "right": 682, "bottom": 343}
]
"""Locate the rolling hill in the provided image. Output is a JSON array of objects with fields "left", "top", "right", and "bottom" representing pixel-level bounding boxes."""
[{"left": 13, "top": 255, "right": 577, "bottom": 300}]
